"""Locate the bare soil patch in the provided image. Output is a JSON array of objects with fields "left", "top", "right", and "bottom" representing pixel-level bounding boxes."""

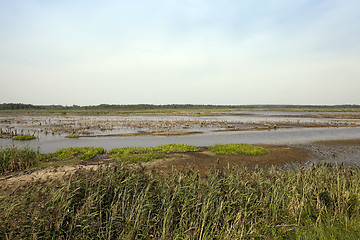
[{"left": 314, "top": 139, "right": 360, "bottom": 146}]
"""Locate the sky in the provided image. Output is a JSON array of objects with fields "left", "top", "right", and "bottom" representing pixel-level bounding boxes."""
[{"left": 1, "top": 0, "right": 360, "bottom": 106}]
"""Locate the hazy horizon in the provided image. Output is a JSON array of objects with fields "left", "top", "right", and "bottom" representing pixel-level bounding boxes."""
[{"left": 1, "top": 1, "right": 360, "bottom": 106}]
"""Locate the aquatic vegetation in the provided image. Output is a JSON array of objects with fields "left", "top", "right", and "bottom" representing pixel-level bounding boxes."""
[
  {"left": 12, "top": 135, "right": 36, "bottom": 140},
  {"left": 52, "top": 147, "right": 106, "bottom": 161},
  {"left": 65, "top": 134, "right": 80, "bottom": 138},
  {"left": 209, "top": 143, "right": 269, "bottom": 155},
  {"left": 0, "top": 146, "right": 40, "bottom": 174},
  {"left": 1, "top": 164, "right": 360, "bottom": 239},
  {"left": 153, "top": 143, "right": 200, "bottom": 153},
  {"left": 109, "top": 144, "right": 200, "bottom": 163},
  {"left": 109, "top": 147, "right": 166, "bottom": 163}
]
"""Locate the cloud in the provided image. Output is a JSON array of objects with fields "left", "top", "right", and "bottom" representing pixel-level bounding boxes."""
[{"left": 0, "top": 0, "right": 360, "bottom": 105}]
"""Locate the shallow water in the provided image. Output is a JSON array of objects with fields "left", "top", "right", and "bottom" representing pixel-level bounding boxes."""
[
  {"left": 1, "top": 111, "right": 360, "bottom": 153},
  {"left": 1, "top": 126, "right": 360, "bottom": 153}
]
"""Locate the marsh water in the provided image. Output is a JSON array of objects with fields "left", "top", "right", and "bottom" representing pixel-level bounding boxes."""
[{"left": 1, "top": 111, "right": 360, "bottom": 154}]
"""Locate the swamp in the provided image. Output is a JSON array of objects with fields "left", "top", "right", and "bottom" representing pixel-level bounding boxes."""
[{"left": 1, "top": 105, "right": 360, "bottom": 239}]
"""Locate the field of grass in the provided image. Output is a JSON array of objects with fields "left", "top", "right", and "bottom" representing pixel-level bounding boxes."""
[
  {"left": 1, "top": 144, "right": 360, "bottom": 238},
  {"left": 1, "top": 164, "right": 360, "bottom": 239}
]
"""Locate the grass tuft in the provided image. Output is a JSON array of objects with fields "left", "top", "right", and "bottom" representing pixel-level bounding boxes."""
[
  {"left": 65, "top": 134, "right": 80, "bottom": 138},
  {"left": 12, "top": 135, "right": 37, "bottom": 140},
  {"left": 153, "top": 143, "right": 200, "bottom": 153},
  {"left": 209, "top": 143, "right": 269, "bottom": 155}
]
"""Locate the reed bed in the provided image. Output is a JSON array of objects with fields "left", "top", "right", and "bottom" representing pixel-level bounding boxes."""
[
  {"left": 0, "top": 146, "right": 40, "bottom": 174},
  {"left": 1, "top": 164, "right": 360, "bottom": 239}
]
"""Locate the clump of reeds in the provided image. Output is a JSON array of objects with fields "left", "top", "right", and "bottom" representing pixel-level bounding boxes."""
[
  {"left": 1, "top": 164, "right": 360, "bottom": 239},
  {"left": 0, "top": 146, "right": 40, "bottom": 174}
]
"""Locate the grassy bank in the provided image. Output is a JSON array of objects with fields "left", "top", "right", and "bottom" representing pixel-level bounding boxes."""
[
  {"left": 1, "top": 164, "right": 360, "bottom": 239},
  {"left": 0, "top": 144, "right": 266, "bottom": 174}
]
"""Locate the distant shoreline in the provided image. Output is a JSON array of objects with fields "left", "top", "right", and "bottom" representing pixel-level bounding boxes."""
[{"left": 1, "top": 103, "right": 360, "bottom": 114}]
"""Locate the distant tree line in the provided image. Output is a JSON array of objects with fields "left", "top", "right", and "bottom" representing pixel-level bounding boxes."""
[
  {"left": 1, "top": 103, "right": 360, "bottom": 111},
  {"left": 0, "top": 103, "right": 44, "bottom": 110}
]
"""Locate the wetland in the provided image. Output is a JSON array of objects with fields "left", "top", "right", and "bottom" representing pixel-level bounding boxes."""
[
  {"left": 1, "top": 107, "right": 360, "bottom": 239},
  {"left": 1, "top": 110, "right": 360, "bottom": 153}
]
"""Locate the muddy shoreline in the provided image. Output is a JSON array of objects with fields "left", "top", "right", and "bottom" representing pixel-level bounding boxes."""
[{"left": 1, "top": 139, "right": 360, "bottom": 193}]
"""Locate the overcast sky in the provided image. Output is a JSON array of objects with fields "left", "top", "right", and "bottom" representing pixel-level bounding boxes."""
[{"left": 1, "top": 0, "right": 360, "bottom": 105}]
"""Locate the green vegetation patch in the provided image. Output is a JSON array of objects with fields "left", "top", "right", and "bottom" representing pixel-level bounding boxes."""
[
  {"left": 52, "top": 147, "right": 106, "bottom": 161},
  {"left": 109, "top": 147, "right": 166, "bottom": 163},
  {"left": 12, "top": 135, "right": 37, "bottom": 141},
  {"left": 65, "top": 134, "right": 80, "bottom": 138},
  {"left": 0, "top": 146, "right": 40, "bottom": 174},
  {"left": 152, "top": 143, "right": 200, "bottom": 153},
  {"left": 109, "top": 144, "right": 199, "bottom": 163},
  {"left": 209, "top": 143, "right": 269, "bottom": 155}
]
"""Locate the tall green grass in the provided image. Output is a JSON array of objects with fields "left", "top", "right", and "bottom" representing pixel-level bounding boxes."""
[
  {"left": 1, "top": 164, "right": 360, "bottom": 239},
  {"left": 0, "top": 146, "right": 40, "bottom": 174}
]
